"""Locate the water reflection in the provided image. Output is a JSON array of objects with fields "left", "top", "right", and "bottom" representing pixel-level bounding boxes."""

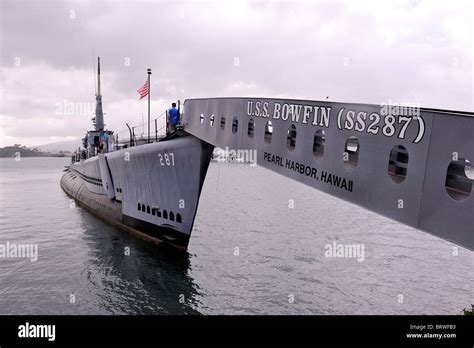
[{"left": 77, "top": 208, "right": 201, "bottom": 314}]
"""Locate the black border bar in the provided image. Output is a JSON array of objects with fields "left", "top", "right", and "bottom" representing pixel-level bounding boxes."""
[{"left": 0, "top": 315, "right": 472, "bottom": 347}]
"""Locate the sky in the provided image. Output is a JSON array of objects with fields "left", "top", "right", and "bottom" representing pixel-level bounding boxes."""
[{"left": 0, "top": 0, "right": 472, "bottom": 147}]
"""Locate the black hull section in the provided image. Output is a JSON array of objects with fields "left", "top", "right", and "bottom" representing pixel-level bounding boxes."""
[{"left": 122, "top": 214, "right": 190, "bottom": 249}]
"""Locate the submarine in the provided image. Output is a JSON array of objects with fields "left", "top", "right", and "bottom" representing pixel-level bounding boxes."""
[{"left": 60, "top": 58, "right": 214, "bottom": 250}]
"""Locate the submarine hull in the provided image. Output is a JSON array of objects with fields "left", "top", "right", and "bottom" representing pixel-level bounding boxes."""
[{"left": 61, "top": 133, "right": 214, "bottom": 249}]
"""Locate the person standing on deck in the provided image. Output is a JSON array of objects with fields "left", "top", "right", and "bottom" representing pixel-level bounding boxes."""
[
  {"left": 102, "top": 131, "right": 109, "bottom": 153},
  {"left": 167, "top": 103, "right": 179, "bottom": 134}
]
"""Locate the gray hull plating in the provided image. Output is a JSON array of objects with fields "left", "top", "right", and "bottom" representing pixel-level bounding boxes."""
[{"left": 61, "top": 134, "right": 214, "bottom": 248}]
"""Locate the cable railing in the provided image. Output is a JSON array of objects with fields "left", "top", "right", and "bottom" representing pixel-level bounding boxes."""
[{"left": 113, "top": 111, "right": 168, "bottom": 149}]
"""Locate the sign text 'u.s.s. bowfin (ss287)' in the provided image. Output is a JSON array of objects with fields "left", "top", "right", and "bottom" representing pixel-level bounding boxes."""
[{"left": 246, "top": 100, "right": 425, "bottom": 143}]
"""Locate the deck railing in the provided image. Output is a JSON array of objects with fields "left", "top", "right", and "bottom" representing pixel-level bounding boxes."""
[{"left": 113, "top": 110, "right": 168, "bottom": 150}]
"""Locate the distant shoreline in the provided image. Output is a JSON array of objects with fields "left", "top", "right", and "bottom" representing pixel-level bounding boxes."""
[{"left": 0, "top": 145, "right": 71, "bottom": 158}]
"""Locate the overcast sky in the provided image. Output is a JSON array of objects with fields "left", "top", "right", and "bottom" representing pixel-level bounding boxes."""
[{"left": 0, "top": 0, "right": 472, "bottom": 147}]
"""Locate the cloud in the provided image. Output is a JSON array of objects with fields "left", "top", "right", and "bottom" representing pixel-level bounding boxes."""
[{"left": 0, "top": 0, "right": 472, "bottom": 147}]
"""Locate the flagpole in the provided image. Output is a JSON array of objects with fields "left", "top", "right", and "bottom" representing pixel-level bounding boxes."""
[{"left": 147, "top": 68, "right": 152, "bottom": 143}]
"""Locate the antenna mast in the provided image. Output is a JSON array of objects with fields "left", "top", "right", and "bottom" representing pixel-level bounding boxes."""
[{"left": 94, "top": 57, "right": 104, "bottom": 131}]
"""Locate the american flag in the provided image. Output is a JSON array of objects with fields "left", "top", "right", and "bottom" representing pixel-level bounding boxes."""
[{"left": 137, "top": 79, "right": 149, "bottom": 100}]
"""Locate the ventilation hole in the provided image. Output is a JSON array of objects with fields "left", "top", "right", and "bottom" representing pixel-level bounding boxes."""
[
  {"left": 147, "top": 205, "right": 151, "bottom": 214},
  {"left": 388, "top": 145, "right": 409, "bottom": 183},
  {"left": 176, "top": 213, "right": 182, "bottom": 223},
  {"left": 163, "top": 210, "right": 168, "bottom": 219},
  {"left": 343, "top": 136, "right": 359, "bottom": 171},
  {"left": 232, "top": 117, "right": 238, "bottom": 134},
  {"left": 141, "top": 204, "right": 145, "bottom": 212},
  {"left": 137, "top": 203, "right": 141, "bottom": 211},
  {"left": 248, "top": 118, "right": 255, "bottom": 138},
  {"left": 210, "top": 114, "right": 215, "bottom": 127},
  {"left": 264, "top": 121, "right": 273, "bottom": 144},
  {"left": 169, "top": 211, "right": 175, "bottom": 221},
  {"left": 200, "top": 113, "right": 204, "bottom": 124},
  {"left": 220, "top": 116, "right": 225, "bottom": 130},
  {"left": 286, "top": 124, "right": 297, "bottom": 151},
  {"left": 445, "top": 158, "right": 472, "bottom": 201}
]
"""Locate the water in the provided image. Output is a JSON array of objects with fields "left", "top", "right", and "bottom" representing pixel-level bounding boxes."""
[{"left": 0, "top": 157, "right": 472, "bottom": 315}]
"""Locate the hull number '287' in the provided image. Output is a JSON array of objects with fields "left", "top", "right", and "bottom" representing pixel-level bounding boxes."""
[{"left": 158, "top": 153, "right": 175, "bottom": 166}]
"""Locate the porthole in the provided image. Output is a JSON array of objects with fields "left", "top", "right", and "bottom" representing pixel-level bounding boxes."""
[
  {"left": 313, "top": 129, "right": 325, "bottom": 160},
  {"left": 163, "top": 210, "right": 168, "bottom": 219},
  {"left": 176, "top": 213, "right": 182, "bottom": 223},
  {"left": 287, "top": 124, "right": 297, "bottom": 151},
  {"left": 210, "top": 114, "right": 215, "bottom": 127},
  {"left": 466, "top": 162, "right": 474, "bottom": 180},
  {"left": 264, "top": 121, "right": 273, "bottom": 144},
  {"left": 343, "top": 136, "right": 359, "bottom": 171},
  {"left": 169, "top": 211, "right": 175, "bottom": 221},
  {"left": 388, "top": 145, "right": 409, "bottom": 183},
  {"left": 220, "top": 116, "right": 226, "bottom": 130},
  {"left": 248, "top": 118, "right": 255, "bottom": 138},
  {"left": 445, "top": 158, "right": 472, "bottom": 201},
  {"left": 232, "top": 117, "right": 238, "bottom": 134}
]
